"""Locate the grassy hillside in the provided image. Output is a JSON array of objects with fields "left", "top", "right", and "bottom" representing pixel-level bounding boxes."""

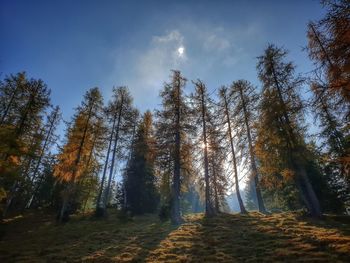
[{"left": 0, "top": 210, "right": 349, "bottom": 262}]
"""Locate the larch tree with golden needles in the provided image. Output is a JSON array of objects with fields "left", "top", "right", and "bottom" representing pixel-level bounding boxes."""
[
  {"left": 307, "top": 0, "right": 350, "bottom": 192},
  {"left": 0, "top": 72, "right": 51, "bottom": 218},
  {"left": 55, "top": 87, "right": 104, "bottom": 222},
  {"left": 256, "top": 44, "right": 321, "bottom": 217},
  {"left": 307, "top": 0, "right": 350, "bottom": 107}
]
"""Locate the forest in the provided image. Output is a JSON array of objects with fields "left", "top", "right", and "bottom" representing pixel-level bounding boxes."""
[{"left": 0, "top": 0, "right": 349, "bottom": 262}]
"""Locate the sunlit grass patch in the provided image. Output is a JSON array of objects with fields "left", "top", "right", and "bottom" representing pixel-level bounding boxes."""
[{"left": 0, "top": 210, "right": 349, "bottom": 262}]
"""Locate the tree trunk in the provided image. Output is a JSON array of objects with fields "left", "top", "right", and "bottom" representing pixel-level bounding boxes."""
[
  {"left": 238, "top": 86, "right": 267, "bottom": 213},
  {"left": 102, "top": 94, "right": 124, "bottom": 214},
  {"left": 222, "top": 91, "right": 247, "bottom": 214},
  {"left": 197, "top": 82, "right": 215, "bottom": 217},
  {"left": 25, "top": 107, "right": 59, "bottom": 209},
  {"left": 58, "top": 100, "right": 95, "bottom": 222},
  {"left": 95, "top": 112, "right": 117, "bottom": 214},
  {"left": 212, "top": 165, "right": 220, "bottom": 213},
  {"left": 171, "top": 73, "right": 183, "bottom": 224},
  {"left": 271, "top": 62, "right": 321, "bottom": 217}
]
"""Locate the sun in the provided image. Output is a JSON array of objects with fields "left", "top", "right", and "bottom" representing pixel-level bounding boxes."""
[{"left": 177, "top": 46, "right": 185, "bottom": 56}]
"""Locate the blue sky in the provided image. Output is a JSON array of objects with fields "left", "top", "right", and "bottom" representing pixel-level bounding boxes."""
[{"left": 1, "top": 0, "right": 325, "bottom": 125}]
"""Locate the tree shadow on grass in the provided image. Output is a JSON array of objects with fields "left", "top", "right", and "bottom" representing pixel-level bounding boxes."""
[
  {"left": 1, "top": 211, "right": 349, "bottom": 262},
  {"left": 144, "top": 212, "right": 350, "bottom": 262},
  {"left": 0, "top": 212, "right": 179, "bottom": 262}
]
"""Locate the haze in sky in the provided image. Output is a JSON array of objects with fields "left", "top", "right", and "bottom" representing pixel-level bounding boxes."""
[{"left": 1, "top": 0, "right": 325, "bottom": 130}]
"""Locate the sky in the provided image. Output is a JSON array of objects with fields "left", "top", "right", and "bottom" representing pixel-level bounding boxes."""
[
  {"left": 0, "top": 0, "right": 327, "bottom": 194},
  {"left": 1, "top": 0, "right": 326, "bottom": 119}
]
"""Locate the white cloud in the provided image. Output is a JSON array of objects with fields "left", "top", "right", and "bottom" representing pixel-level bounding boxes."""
[
  {"left": 136, "top": 30, "right": 187, "bottom": 88},
  {"left": 203, "top": 33, "right": 231, "bottom": 51},
  {"left": 108, "top": 22, "right": 263, "bottom": 111}
]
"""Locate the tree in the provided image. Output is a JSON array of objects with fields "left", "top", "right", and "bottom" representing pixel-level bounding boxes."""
[
  {"left": 307, "top": 0, "right": 350, "bottom": 193},
  {"left": 206, "top": 121, "right": 229, "bottom": 213},
  {"left": 230, "top": 80, "right": 267, "bottom": 213},
  {"left": 256, "top": 44, "right": 321, "bottom": 217},
  {"left": 218, "top": 86, "right": 247, "bottom": 214},
  {"left": 123, "top": 111, "right": 159, "bottom": 214},
  {"left": 95, "top": 86, "right": 136, "bottom": 216},
  {"left": 25, "top": 106, "right": 61, "bottom": 209},
  {"left": 192, "top": 80, "right": 216, "bottom": 216},
  {"left": 155, "top": 70, "right": 194, "bottom": 224},
  {"left": 307, "top": 0, "right": 350, "bottom": 107},
  {"left": 0, "top": 72, "right": 51, "bottom": 217},
  {"left": 54, "top": 87, "right": 104, "bottom": 222}
]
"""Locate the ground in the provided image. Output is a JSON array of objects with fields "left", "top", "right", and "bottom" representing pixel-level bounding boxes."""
[{"left": 0, "top": 210, "right": 349, "bottom": 262}]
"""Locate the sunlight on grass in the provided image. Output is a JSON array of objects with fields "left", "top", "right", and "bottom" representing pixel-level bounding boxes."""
[{"left": 0, "top": 210, "right": 349, "bottom": 262}]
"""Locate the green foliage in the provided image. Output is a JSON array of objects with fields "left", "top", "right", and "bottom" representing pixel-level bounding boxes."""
[{"left": 124, "top": 111, "right": 159, "bottom": 215}]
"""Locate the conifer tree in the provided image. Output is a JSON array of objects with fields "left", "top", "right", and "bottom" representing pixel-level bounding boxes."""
[
  {"left": 230, "top": 80, "right": 267, "bottom": 213},
  {"left": 307, "top": 0, "right": 350, "bottom": 107},
  {"left": 0, "top": 72, "right": 51, "bottom": 217},
  {"left": 307, "top": 0, "right": 350, "bottom": 190},
  {"left": 25, "top": 106, "right": 61, "bottom": 209},
  {"left": 155, "top": 70, "right": 194, "bottom": 224},
  {"left": 192, "top": 80, "right": 216, "bottom": 216},
  {"left": 256, "top": 44, "right": 321, "bottom": 217},
  {"left": 124, "top": 111, "right": 159, "bottom": 214},
  {"left": 54, "top": 87, "right": 103, "bottom": 222},
  {"left": 217, "top": 86, "right": 247, "bottom": 214},
  {"left": 95, "top": 86, "right": 136, "bottom": 216}
]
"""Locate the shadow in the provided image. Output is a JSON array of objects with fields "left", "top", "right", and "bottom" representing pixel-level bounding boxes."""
[
  {"left": 143, "top": 212, "right": 350, "bottom": 262},
  {"left": 1, "top": 211, "right": 349, "bottom": 262}
]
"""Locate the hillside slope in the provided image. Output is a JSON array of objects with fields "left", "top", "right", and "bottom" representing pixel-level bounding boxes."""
[{"left": 0, "top": 210, "right": 349, "bottom": 262}]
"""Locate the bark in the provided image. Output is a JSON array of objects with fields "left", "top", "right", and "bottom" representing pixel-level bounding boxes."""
[
  {"left": 2, "top": 84, "right": 42, "bottom": 216},
  {"left": 58, "top": 100, "right": 95, "bottom": 222},
  {"left": 237, "top": 86, "right": 267, "bottom": 213},
  {"left": 309, "top": 23, "right": 334, "bottom": 68},
  {"left": 222, "top": 91, "right": 247, "bottom": 214},
  {"left": 96, "top": 112, "right": 117, "bottom": 214},
  {"left": 197, "top": 82, "right": 215, "bottom": 217},
  {"left": 25, "top": 108, "right": 59, "bottom": 209},
  {"left": 2, "top": 182, "right": 18, "bottom": 218},
  {"left": 102, "top": 94, "right": 124, "bottom": 214},
  {"left": 171, "top": 73, "right": 183, "bottom": 224},
  {"left": 271, "top": 61, "right": 321, "bottom": 217},
  {"left": 212, "top": 165, "right": 220, "bottom": 213}
]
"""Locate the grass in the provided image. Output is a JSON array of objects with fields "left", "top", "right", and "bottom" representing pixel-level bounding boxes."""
[{"left": 0, "top": 210, "right": 349, "bottom": 262}]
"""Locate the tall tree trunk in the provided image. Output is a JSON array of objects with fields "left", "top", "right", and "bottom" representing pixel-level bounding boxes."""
[
  {"left": 222, "top": 91, "right": 247, "bottom": 214},
  {"left": 212, "top": 164, "right": 220, "bottom": 213},
  {"left": 102, "top": 95, "right": 124, "bottom": 214},
  {"left": 271, "top": 62, "right": 321, "bottom": 217},
  {"left": 171, "top": 73, "right": 183, "bottom": 224},
  {"left": 238, "top": 86, "right": 266, "bottom": 213},
  {"left": 58, "top": 100, "right": 95, "bottom": 222},
  {"left": 25, "top": 107, "right": 59, "bottom": 209},
  {"left": 2, "top": 182, "right": 18, "bottom": 218},
  {"left": 2, "top": 84, "right": 41, "bottom": 217},
  {"left": 2, "top": 83, "right": 39, "bottom": 162},
  {"left": 95, "top": 113, "right": 117, "bottom": 214},
  {"left": 197, "top": 83, "right": 215, "bottom": 217},
  {"left": 123, "top": 120, "right": 137, "bottom": 211},
  {"left": 310, "top": 23, "right": 334, "bottom": 68}
]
